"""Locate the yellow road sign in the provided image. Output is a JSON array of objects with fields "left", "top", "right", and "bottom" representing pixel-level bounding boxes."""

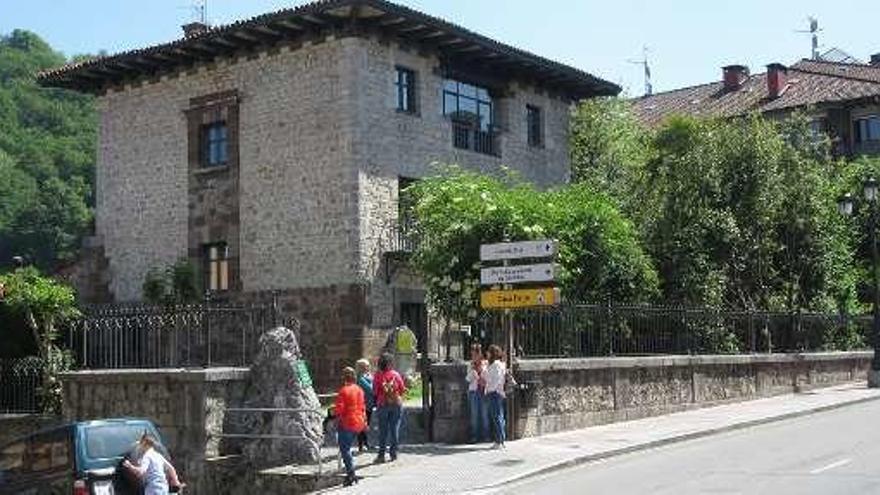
[{"left": 480, "top": 287, "right": 560, "bottom": 309}]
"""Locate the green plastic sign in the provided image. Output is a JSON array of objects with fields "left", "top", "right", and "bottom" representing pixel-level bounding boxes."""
[{"left": 295, "top": 360, "right": 313, "bottom": 389}]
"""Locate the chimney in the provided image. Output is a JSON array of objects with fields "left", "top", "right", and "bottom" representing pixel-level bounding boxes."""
[
  {"left": 766, "top": 63, "right": 788, "bottom": 99},
  {"left": 722, "top": 65, "right": 749, "bottom": 90},
  {"left": 182, "top": 22, "right": 208, "bottom": 38},
  {"left": 871, "top": 53, "right": 880, "bottom": 66}
]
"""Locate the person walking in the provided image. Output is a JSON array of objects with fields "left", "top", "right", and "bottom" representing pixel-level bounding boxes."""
[
  {"left": 465, "top": 343, "right": 489, "bottom": 443},
  {"left": 484, "top": 345, "right": 507, "bottom": 449},
  {"left": 355, "top": 358, "right": 375, "bottom": 452},
  {"left": 334, "top": 366, "right": 367, "bottom": 487},
  {"left": 122, "top": 433, "right": 183, "bottom": 495},
  {"left": 372, "top": 352, "right": 406, "bottom": 463}
]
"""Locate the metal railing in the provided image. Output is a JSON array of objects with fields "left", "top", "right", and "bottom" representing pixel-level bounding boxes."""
[
  {"left": 217, "top": 406, "right": 336, "bottom": 478},
  {"left": 0, "top": 357, "right": 42, "bottom": 413},
  {"left": 451, "top": 121, "right": 498, "bottom": 157},
  {"left": 469, "top": 304, "right": 873, "bottom": 358},
  {"left": 62, "top": 302, "right": 280, "bottom": 369}
]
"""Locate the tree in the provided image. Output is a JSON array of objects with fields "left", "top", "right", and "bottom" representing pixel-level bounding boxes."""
[
  {"left": 570, "top": 97, "right": 653, "bottom": 221},
  {"left": 406, "top": 167, "right": 658, "bottom": 322},
  {"left": 0, "top": 267, "right": 78, "bottom": 412},
  {"left": 142, "top": 259, "right": 200, "bottom": 305},
  {"left": 0, "top": 30, "right": 96, "bottom": 270}
]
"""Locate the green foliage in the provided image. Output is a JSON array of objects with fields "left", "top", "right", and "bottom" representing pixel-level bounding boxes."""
[
  {"left": 0, "top": 30, "right": 96, "bottom": 270},
  {"left": 0, "top": 267, "right": 78, "bottom": 413},
  {"left": 407, "top": 167, "right": 658, "bottom": 321},
  {"left": 142, "top": 259, "right": 200, "bottom": 305},
  {"left": 570, "top": 97, "right": 652, "bottom": 221}
]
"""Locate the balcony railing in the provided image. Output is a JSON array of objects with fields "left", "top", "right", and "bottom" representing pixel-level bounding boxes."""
[
  {"left": 385, "top": 218, "right": 418, "bottom": 254},
  {"left": 452, "top": 120, "right": 499, "bottom": 157}
]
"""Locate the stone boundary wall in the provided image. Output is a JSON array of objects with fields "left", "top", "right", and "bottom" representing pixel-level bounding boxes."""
[
  {"left": 60, "top": 368, "right": 249, "bottom": 495},
  {"left": 430, "top": 351, "right": 872, "bottom": 443},
  {"left": 0, "top": 414, "right": 61, "bottom": 447}
]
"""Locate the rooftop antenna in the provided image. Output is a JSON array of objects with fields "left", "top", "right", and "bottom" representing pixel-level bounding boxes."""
[
  {"left": 177, "top": 0, "right": 208, "bottom": 25},
  {"left": 795, "top": 16, "right": 821, "bottom": 60},
  {"left": 195, "top": 0, "right": 207, "bottom": 24},
  {"left": 627, "top": 46, "right": 652, "bottom": 96}
]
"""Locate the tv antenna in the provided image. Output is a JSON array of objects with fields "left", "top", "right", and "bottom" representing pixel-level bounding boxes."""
[
  {"left": 795, "top": 16, "right": 821, "bottom": 60},
  {"left": 177, "top": 0, "right": 208, "bottom": 25},
  {"left": 627, "top": 46, "right": 653, "bottom": 96}
]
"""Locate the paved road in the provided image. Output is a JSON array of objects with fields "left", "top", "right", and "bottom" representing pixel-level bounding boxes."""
[{"left": 496, "top": 400, "right": 880, "bottom": 495}]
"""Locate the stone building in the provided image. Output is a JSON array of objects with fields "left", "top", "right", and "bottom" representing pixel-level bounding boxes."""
[
  {"left": 631, "top": 57, "right": 880, "bottom": 158},
  {"left": 39, "top": 0, "right": 618, "bottom": 385}
]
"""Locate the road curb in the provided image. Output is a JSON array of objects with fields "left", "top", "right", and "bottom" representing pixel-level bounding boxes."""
[{"left": 479, "top": 391, "right": 880, "bottom": 491}]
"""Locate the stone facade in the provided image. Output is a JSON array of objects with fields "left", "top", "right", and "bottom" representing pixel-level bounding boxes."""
[
  {"left": 89, "top": 32, "right": 576, "bottom": 378},
  {"left": 60, "top": 368, "right": 249, "bottom": 495},
  {"left": 430, "top": 352, "right": 872, "bottom": 443}
]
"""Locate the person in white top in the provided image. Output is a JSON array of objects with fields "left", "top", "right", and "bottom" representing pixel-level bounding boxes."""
[
  {"left": 122, "top": 433, "right": 183, "bottom": 495},
  {"left": 484, "top": 344, "right": 507, "bottom": 448},
  {"left": 465, "top": 343, "right": 489, "bottom": 443}
]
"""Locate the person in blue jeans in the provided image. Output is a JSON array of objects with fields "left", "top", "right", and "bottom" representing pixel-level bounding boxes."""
[
  {"left": 372, "top": 352, "right": 406, "bottom": 463},
  {"left": 355, "top": 358, "right": 375, "bottom": 452},
  {"left": 484, "top": 344, "right": 507, "bottom": 448},
  {"left": 465, "top": 343, "right": 489, "bottom": 442}
]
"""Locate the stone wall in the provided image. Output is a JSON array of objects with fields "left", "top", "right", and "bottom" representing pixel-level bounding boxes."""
[
  {"left": 90, "top": 33, "right": 576, "bottom": 386},
  {"left": 352, "top": 37, "right": 573, "bottom": 330},
  {"left": 0, "top": 414, "right": 61, "bottom": 447},
  {"left": 60, "top": 368, "right": 248, "bottom": 495},
  {"left": 96, "top": 37, "right": 362, "bottom": 301},
  {"left": 430, "top": 352, "right": 872, "bottom": 443}
]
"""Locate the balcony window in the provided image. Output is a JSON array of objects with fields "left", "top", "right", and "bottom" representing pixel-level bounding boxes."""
[{"left": 443, "top": 79, "right": 498, "bottom": 156}]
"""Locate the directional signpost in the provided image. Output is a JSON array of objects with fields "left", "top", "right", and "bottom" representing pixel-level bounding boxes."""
[
  {"left": 479, "top": 239, "right": 560, "bottom": 309},
  {"left": 480, "top": 287, "right": 561, "bottom": 309},
  {"left": 479, "top": 240, "right": 558, "bottom": 262},
  {"left": 478, "top": 239, "right": 559, "bottom": 438},
  {"left": 480, "top": 263, "right": 558, "bottom": 285}
]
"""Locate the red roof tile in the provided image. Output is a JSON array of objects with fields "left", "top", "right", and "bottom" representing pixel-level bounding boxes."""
[{"left": 632, "top": 59, "right": 880, "bottom": 126}]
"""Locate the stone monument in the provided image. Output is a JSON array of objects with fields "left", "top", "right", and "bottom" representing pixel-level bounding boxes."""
[{"left": 240, "top": 325, "right": 323, "bottom": 466}]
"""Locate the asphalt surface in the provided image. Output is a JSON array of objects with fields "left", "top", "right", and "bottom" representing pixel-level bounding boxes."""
[{"left": 496, "top": 399, "right": 880, "bottom": 495}]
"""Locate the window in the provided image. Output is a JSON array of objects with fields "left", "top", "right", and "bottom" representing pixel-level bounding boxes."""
[
  {"left": 854, "top": 115, "right": 880, "bottom": 143},
  {"left": 395, "top": 67, "right": 417, "bottom": 113},
  {"left": 204, "top": 243, "right": 229, "bottom": 292},
  {"left": 443, "top": 79, "right": 497, "bottom": 155},
  {"left": 200, "top": 121, "right": 228, "bottom": 167},
  {"left": 527, "top": 105, "right": 543, "bottom": 147}
]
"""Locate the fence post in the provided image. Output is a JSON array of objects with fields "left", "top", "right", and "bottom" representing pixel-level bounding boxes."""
[
  {"left": 605, "top": 299, "right": 614, "bottom": 357},
  {"left": 205, "top": 293, "right": 212, "bottom": 367},
  {"left": 748, "top": 309, "right": 755, "bottom": 354},
  {"left": 272, "top": 291, "right": 280, "bottom": 328}
]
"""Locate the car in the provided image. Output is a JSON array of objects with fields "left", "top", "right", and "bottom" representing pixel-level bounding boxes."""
[{"left": 0, "top": 418, "right": 171, "bottom": 495}]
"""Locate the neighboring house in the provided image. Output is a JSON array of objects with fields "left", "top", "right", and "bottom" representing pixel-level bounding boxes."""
[
  {"left": 39, "top": 0, "right": 618, "bottom": 381},
  {"left": 631, "top": 57, "right": 880, "bottom": 158}
]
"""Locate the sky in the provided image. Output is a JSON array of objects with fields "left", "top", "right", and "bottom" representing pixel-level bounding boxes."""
[{"left": 1, "top": 0, "right": 878, "bottom": 96}]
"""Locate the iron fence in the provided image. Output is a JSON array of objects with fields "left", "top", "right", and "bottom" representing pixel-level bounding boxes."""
[
  {"left": 0, "top": 357, "right": 42, "bottom": 413},
  {"left": 469, "top": 304, "right": 873, "bottom": 359},
  {"left": 63, "top": 302, "right": 282, "bottom": 369}
]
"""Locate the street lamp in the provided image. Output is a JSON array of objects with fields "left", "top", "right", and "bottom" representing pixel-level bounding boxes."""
[{"left": 838, "top": 177, "right": 880, "bottom": 388}]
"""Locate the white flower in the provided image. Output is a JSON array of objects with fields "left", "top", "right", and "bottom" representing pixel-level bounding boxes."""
[
  {"left": 450, "top": 281, "right": 461, "bottom": 292},
  {"left": 468, "top": 309, "right": 478, "bottom": 318}
]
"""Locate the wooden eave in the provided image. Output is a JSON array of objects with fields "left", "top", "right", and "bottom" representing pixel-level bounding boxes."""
[{"left": 38, "top": 0, "right": 619, "bottom": 99}]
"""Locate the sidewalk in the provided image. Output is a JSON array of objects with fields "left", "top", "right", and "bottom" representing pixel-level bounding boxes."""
[{"left": 319, "top": 382, "right": 880, "bottom": 494}]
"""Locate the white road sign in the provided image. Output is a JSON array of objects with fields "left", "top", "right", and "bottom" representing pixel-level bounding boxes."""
[
  {"left": 479, "top": 240, "right": 557, "bottom": 261},
  {"left": 480, "top": 263, "right": 558, "bottom": 285}
]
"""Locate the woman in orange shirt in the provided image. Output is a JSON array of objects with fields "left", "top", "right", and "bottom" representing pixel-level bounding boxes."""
[{"left": 335, "top": 366, "right": 366, "bottom": 486}]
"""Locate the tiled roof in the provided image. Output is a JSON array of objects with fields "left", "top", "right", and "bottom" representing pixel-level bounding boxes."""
[
  {"left": 38, "top": 0, "right": 618, "bottom": 99},
  {"left": 632, "top": 59, "right": 880, "bottom": 126}
]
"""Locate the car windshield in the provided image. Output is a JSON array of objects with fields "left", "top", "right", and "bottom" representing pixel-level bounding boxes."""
[{"left": 83, "top": 424, "right": 147, "bottom": 460}]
